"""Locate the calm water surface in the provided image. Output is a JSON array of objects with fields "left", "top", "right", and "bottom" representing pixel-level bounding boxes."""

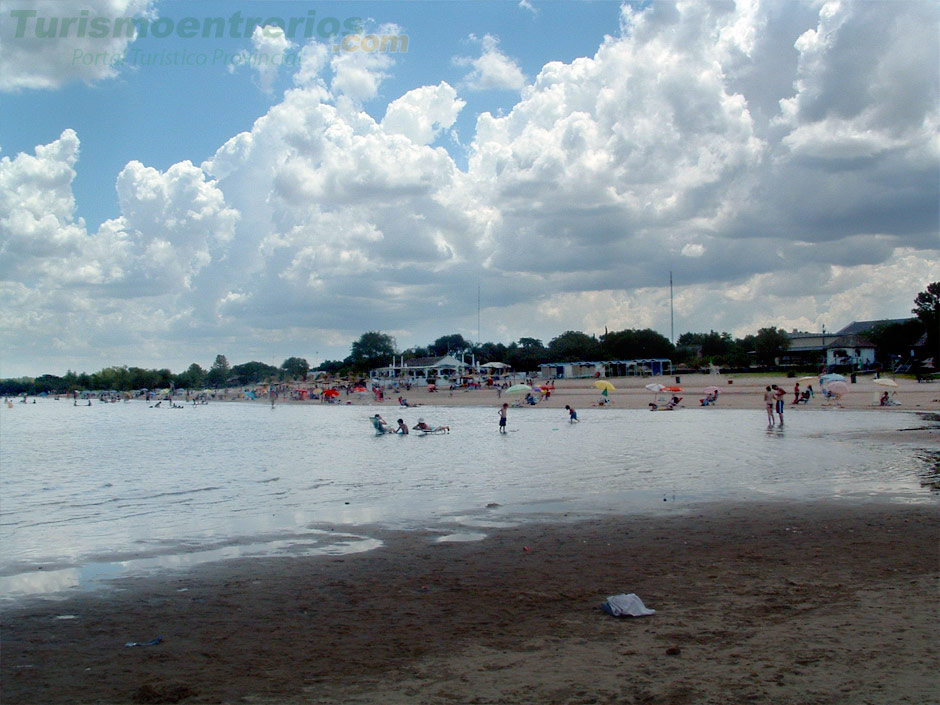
[{"left": 1, "top": 399, "right": 935, "bottom": 598}]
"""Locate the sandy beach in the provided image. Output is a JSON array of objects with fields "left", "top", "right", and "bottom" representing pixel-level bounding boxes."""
[
  {"left": 2, "top": 501, "right": 937, "bottom": 705},
  {"left": 382, "top": 372, "right": 940, "bottom": 414},
  {"left": 2, "top": 378, "right": 938, "bottom": 704}
]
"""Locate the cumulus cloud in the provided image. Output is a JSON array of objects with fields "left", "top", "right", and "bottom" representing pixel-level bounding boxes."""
[
  {"left": 382, "top": 83, "right": 465, "bottom": 145},
  {"left": 454, "top": 34, "right": 526, "bottom": 91},
  {"left": 0, "top": 0, "right": 156, "bottom": 91},
  {"left": 244, "top": 24, "right": 294, "bottom": 93},
  {"left": 1, "top": 0, "right": 937, "bottom": 376}
]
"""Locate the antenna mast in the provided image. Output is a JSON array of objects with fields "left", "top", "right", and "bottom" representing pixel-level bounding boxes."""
[
  {"left": 477, "top": 284, "right": 481, "bottom": 343},
  {"left": 669, "top": 271, "right": 674, "bottom": 345}
]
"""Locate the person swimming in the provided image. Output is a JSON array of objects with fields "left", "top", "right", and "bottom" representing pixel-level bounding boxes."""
[{"left": 396, "top": 418, "right": 409, "bottom": 434}]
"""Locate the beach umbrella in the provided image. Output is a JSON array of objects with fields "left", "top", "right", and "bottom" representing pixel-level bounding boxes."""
[
  {"left": 322, "top": 388, "right": 339, "bottom": 398},
  {"left": 593, "top": 380, "right": 616, "bottom": 392},
  {"left": 506, "top": 384, "right": 532, "bottom": 395},
  {"left": 662, "top": 385, "right": 683, "bottom": 393},
  {"left": 703, "top": 386, "right": 720, "bottom": 395},
  {"left": 820, "top": 373, "right": 847, "bottom": 385},
  {"left": 798, "top": 376, "right": 818, "bottom": 382},
  {"left": 872, "top": 378, "right": 899, "bottom": 387},
  {"left": 644, "top": 383, "right": 665, "bottom": 392},
  {"left": 825, "top": 381, "right": 850, "bottom": 398}
]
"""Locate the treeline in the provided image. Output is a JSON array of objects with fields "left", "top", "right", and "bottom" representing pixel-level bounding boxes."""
[
  {"left": 2, "top": 280, "right": 935, "bottom": 397},
  {"left": 0, "top": 326, "right": 780, "bottom": 396},
  {"left": 0, "top": 356, "right": 312, "bottom": 397},
  {"left": 335, "top": 326, "right": 794, "bottom": 377}
]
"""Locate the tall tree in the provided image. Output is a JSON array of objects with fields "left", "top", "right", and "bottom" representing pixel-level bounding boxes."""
[
  {"left": 281, "top": 357, "right": 310, "bottom": 380},
  {"left": 207, "top": 354, "right": 231, "bottom": 387},
  {"left": 231, "top": 361, "right": 279, "bottom": 385},
  {"left": 601, "top": 328, "right": 674, "bottom": 360},
  {"left": 429, "top": 334, "right": 471, "bottom": 357},
  {"left": 349, "top": 331, "right": 397, "bottom": 372},
  {"left": 912, "top": 282, "right": 939, "bottom": 360},
  {"left": 176, "top": 363, "right": 207, "bottom": 389},
  {"left": 754, "top": 327, "right": 790, "bottom": 367},
  {"left": 548, "top": 331, "right": 599, "bottom": 361}
]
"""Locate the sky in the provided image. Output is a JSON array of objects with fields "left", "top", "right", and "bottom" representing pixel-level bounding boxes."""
[{"left": 0, "top": 0, "right": 937, "bottom": 378}]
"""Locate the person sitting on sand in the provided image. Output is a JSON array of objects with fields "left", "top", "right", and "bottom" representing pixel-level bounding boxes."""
[{"left": 396, "top": 418, "right": 409, "bottom": 434}]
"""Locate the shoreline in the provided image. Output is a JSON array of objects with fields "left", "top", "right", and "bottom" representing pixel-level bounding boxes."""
[
  {"left": 2, "top": 499, "right": 937, "bottom": 704},
  {"left": 215, "top": 372, "right": 940, "bottom": 413}
]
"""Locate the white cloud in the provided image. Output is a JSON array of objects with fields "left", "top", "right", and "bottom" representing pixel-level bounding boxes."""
[
  {"left": 455, "top": 34, "right": 526, "bottom": 92},
  {"left": 382, "top": 83, "right": 465, "bottom": 145},
  {"left": 518, "top": 1, "right": 538, "bottom": 18},
  {"left": 0, "top": 0, "right": 156, "bottom": 91},
  {"left": 245, "top": 24, "right": 294, "bottom": 93}
]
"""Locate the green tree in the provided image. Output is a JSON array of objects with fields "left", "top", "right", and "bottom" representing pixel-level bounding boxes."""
[
  {"left": 912, "top": 282, "right": 940, "bottom": 360},
  {"left": 600, "top": 328, "right": 674, "bottom": 360},
  {"left": 754, "top": 327, "right": 790, "bottom": 367},
  {"left": 402, "top": 346, "right": 430, "bottom": 359},
  {"left": 349, "top": 331, "right": 397, "bottom": 372},
  {"left": 317, "top": 359, "right": 346, "bottom": 375},
  {"left": 676, "top": 330, "right": 735, "bottom": 366},
  {"left": 207, "top": 354, "right": 231, "bottom": 388},
  {"left": 547, "top": 331, "right": 599, "bottom": 361},
  {"left": 429, "top": 334, "right": 471, "bottom": 357},
  {"left": 176, "top": 363, "right": 208, "bottom": 389},
  {"left": 473, "top": 341, "right": 508, "bottom": 364},
  {"left": 281, "top": 357, "right": 310, "bottom": 380},
  {"left": 33, "top": 374, "right": 64, "bottom": 394},
  {"left": 505, "top": 337, "right": 547, "bottom": 371},
  {"left": 231, "top": 361, "right": 279, "bottom": 385}
]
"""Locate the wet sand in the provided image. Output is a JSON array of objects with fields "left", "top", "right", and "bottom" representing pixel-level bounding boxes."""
[{"left": 2, "top": 501, "right": 938, "bottom": 705}]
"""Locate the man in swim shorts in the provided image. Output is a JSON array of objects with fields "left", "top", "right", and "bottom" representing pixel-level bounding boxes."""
[{"left": 499, "top": 403, "right": 508, "bottom": 433}]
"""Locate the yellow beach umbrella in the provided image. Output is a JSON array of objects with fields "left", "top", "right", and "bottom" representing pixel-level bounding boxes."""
[{"left": 593, "top": 380, "right": 616, "bottom": 392}]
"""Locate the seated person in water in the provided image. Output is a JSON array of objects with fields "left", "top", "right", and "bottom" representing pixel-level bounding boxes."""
[
  {"left": 396, "top": 418, "right": 409, "bottom": 434},
  {"left": 372, "top": 414, "right": 392, "bottom": 433},
  {"left": 413, "top": 417, "right": 449, "bottom": 433}
]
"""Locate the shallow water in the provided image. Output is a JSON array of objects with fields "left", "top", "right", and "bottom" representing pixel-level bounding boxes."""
[{"left": 0, "top": 399, "right": 935, "bottom": 598}]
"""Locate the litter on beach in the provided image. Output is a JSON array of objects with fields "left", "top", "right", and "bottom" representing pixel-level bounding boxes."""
[
  {"left": 600, "top": 593, "right": 655, "bottom": 617},
  {"left": 124, "top": 636, "right": 163, "bottom": 647}
]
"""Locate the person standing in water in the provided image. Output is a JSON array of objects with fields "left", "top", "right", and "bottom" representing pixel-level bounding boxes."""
[
  {"left": 565, "top": 405, "right": 578, "bottom": 423},
  {"left": 772, "top": 384, "right": 786, "bottom": 425},
  {"left": 763, "top": 386, "right": 776, "bottom": 426},
  {"left": 498, "top": 403, "right": 508, "bottom": 433}
]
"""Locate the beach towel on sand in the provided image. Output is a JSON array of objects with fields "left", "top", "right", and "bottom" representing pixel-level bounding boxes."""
[{"left": 601, "top": 593, "right": 655, "bottom": 617}]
